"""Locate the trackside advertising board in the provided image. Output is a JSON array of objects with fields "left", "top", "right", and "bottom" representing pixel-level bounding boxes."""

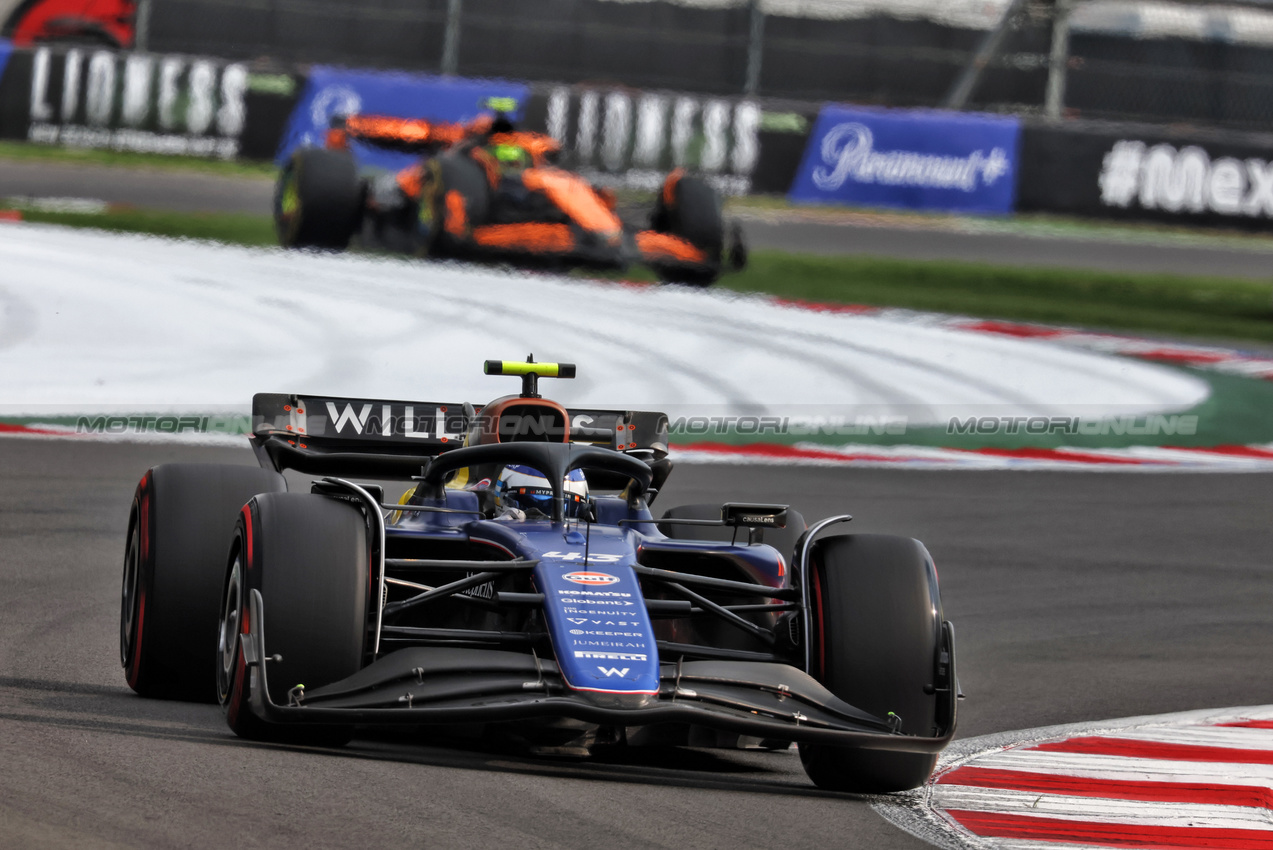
[
  {"left": 0, "top": 45, "right": 303, "bottom": 159},
  {"left": 1017, "top": 119, "right": 1273, "bottom": 229},
  {"left": 519, "top": 85, "right": 818, "bottom": 197},
  {"left": 789, "top": 106, "right": 1021, "bottom": 214},
  {"left": 276, "top": 68, "right": 528, "bottom": 171}
]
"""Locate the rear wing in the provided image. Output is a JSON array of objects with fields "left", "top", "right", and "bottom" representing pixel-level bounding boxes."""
[
  {"left": 250, "top": 393, "right": 669, "bottom": 477},
  {"left": 329, "top": 114, "right": 465, "bottom": 154}
]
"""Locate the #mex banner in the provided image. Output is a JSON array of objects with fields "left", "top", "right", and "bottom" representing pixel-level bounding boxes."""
[
  {"left": 789, "top": 105, "right": 1021, "bottom": 214},
  {"left": 276, "top": 67, "right": 528, "bottom": 171}
]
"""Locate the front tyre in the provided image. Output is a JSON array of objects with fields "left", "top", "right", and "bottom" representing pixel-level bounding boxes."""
[
  {"left": 121, "top": 464, "right": 286, "bottom": 701},
  {"left": 419, "top": 155, "right": 491, "bottom": 258},
  {"left": 650, "top": 172, "right": 724, "bottom": 286},
  {"left": 274, "top": 148, "right": 362, "bottom": 250},
  {"left": 219, "top": 493, "right": 369, "bottom": 744},
  {"left": 799, "top": 534, "right": 946, "bottom": 793}
]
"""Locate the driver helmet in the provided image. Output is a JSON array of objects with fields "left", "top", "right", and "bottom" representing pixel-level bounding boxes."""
[
  {"left": 496, "top": 465, "right": 588, "bottom": 518},
  {"left": 491, "top": 142, "right": 530, "bottom": 170}
]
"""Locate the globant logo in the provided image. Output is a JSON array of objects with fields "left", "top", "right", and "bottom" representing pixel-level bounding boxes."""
[{"left": 813, "top": 123, "right": 1011, "bottom": 193}]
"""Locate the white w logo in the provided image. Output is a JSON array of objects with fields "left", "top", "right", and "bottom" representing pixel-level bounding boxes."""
[
  {"left": 326, "top": 402, "right": 372, "bottom": 434},
  {"left": 597, "top": 666, "right": 629, "bottom": 677}
]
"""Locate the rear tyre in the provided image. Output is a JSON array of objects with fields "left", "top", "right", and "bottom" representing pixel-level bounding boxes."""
[
  {"left": 799, "top": 534, "right": 944, "bottom": 793},
  {"left": 651, "top": 174, "right": 724, "bottom": 286},
  {"left": 424, "top": 155, "right": 491, "bottom": 257},
  {"left": 275, "top": 148, "right": 362, "bottom": 250},
  {"left": 218, "top": 493, "right": 369, "bottom": 745},
  {"left": 121, "top": 464, "right": 286, "bottom": 702},
  {"left": 658, "top": 503, "right": 806, "bottom": 562}
]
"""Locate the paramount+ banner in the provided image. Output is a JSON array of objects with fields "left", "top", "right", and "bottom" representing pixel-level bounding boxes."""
[
  {"left": 1018, "top": 120, "right": 1273, "bottom": 228},
  {"left": 0, "top": 46, "right": 304, "bottom": 159},
  {"left": 789, "top": 105, "right": 1021, "bottom": 214}
]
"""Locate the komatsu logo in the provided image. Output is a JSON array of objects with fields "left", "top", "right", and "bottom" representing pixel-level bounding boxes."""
[
  {"left": 555, "top": 589, "right": 630, "bottom": 597},
  {"left": 562, "top": 571, "right": 619, "bottom": 586}
]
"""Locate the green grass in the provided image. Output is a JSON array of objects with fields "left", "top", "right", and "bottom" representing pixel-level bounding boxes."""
[
  {"left": 719, "top": 251, "right": 1273, "bottom": 344},
  {"left": 17, "top": 208, "right": 277, "bottom": 246},
  {"left": 12, "top": 204, "right": 1273, "bottom": 343},
  {"left": 0, "top": 140, "right": 277, "bottom": 179}
]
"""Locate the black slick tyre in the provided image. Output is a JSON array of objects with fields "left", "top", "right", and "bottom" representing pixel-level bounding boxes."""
[
  {"left": 121, "top": 464, "right": 286, "bottom": 702},
  {"left": 275, "top": 148, "right": 362, "bottom": 250},
  {"left": 799, "top": 534, "right": 944, "bottom": 793},
  {"left": 651, "top": 173, "right": 724, "bottom": 285},
  {"left": 658, "top": 503, "right": 806, "bottom": 563},
  {"left": 424, "top": 154, "right": 490, "bottom": 257},
  {"left": 218, "top": 493, "right": 369, "bottom": 745}
]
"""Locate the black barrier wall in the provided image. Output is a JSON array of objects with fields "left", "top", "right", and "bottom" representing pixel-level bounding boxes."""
[
  {"left": 1018, "top": 119, "right": 1273, "bottom": 230},
  {"left": 0, "top": 46, "right": 303, "bottom": 159}
]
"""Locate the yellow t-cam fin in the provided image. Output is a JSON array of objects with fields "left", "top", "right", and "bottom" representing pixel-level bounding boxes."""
[{"left": 483, "top": 360, "right": 576, "bottom": 378}]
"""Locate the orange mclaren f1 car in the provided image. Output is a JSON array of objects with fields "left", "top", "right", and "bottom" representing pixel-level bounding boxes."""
[{"left": 274, "top": 112, "right": 746, "bottom": 285}]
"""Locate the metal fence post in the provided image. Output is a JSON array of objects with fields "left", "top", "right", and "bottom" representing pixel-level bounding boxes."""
[
  {"left": 442, "top": 0, "right": 463, "bottom": 76},
  {"left": 133, "top": 0, "right": 153, "bottom": 51},
  {"left": 943, "top": 0, "right": 1027, "bottom": 110},
  {"left": 1044, "top": 0, "right": 1075, "bottom": 120},
  {"left": 744, "top": 0, "right": 765, "bottom": 96}
]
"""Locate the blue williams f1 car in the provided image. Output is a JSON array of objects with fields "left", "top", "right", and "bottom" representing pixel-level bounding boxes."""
[{"left": 119, "top": 360, "right": 958, "bottom": 792}]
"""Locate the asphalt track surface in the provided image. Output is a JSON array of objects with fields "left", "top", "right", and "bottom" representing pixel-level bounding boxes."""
[
  {"left": 8, "top": 159, "right": 1273, "bottom": 279},
  {"left": 3, "top": 437, "right": 1271, "bottom": 848}
]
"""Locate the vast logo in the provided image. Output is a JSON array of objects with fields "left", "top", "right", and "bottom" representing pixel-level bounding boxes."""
[
  {"left": 562, "top": 571, "right": 620, "bottom": 586},
  {"left": 813, "top": 123, "right": 1010, "bottom": 193}
]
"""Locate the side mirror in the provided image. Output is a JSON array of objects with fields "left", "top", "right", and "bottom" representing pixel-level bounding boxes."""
[{"left": 722, "top": 503, "right": 788, "bottom": 529}]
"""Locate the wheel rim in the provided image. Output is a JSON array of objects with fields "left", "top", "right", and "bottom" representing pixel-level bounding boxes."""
[
  {"left": 119, "top": 519, "right": 140, "bottom": 668},
  {"left": 217, "top": 555, "right": 243, "bottom": 705}
]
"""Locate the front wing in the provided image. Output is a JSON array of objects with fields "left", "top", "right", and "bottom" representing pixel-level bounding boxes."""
[{"left": 242, "top": 590, "right": 957, "bottom": 753}]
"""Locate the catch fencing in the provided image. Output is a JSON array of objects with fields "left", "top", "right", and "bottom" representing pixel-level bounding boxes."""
[
  {"left": 6, "top": 24, "right": 1273, "bottom": 229},
  {"left": 129, "top": 0, "right": 1273, "bottom": 135}
]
